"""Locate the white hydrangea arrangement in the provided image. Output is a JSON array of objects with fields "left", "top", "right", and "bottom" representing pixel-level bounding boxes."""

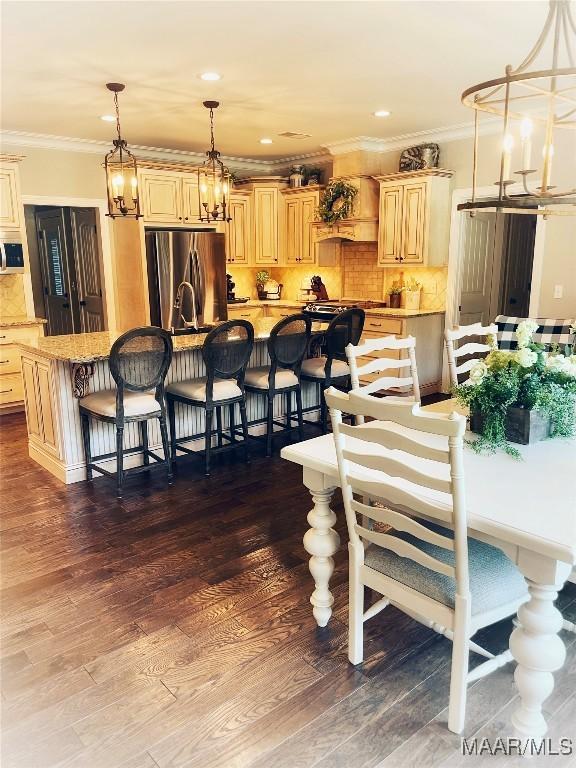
[{"left": 454, "top": 320, "right": 576, "bottom": 454}]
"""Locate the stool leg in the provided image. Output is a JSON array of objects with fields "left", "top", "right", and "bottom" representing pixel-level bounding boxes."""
[
  {"left": 296, "top": 387, "right": 304, "bottom": 442},
  {"left": 216, "top": 407, "right": 223, "bottom": 448},
  {"left": 239, "top": 400, "right": 250, "bottom": 464},
  {"left": 167, "top": 398, "right": 177, "bottom": 465},
  {"left": 285, "top": 391, "right": 291, "bottom": 429},
  {"left": 116, "top": 426, "right": 124, "bottom": 498},
  {"left": 81, "top": 413, "right": 93, "bottom": 481},
  {"left": 158, "top": 412, "right": 173, "bottom": 485},
  {"left": 141, "top": 421, "right": 149, "bottom": 466},
  {"left": 205, "top": 409, "right": 213, "bottom": 476},
  {"left": 320, "top": 389, "right": 328, "bottom": 434},
  {"left": 229, "top": 403, "right": 236, "bottom": 443},
  {"left": 266, "top": 395, "right": 274, "bottom": 457}
]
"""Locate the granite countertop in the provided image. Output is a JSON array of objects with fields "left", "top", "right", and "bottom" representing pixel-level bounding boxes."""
[
  {"left": 0, "top": 316, "right": 47, "bottom": 328},
  {"left": 18, "top": 319, "right": 328, "bottom": 364},
  {"left": 234, "top": 299, "right": 444, "bottom": 319}
]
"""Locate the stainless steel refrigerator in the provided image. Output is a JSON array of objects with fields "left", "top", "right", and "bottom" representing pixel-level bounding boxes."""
[{"left": 146, "top": 230, "right": 227, "bottom": 333}]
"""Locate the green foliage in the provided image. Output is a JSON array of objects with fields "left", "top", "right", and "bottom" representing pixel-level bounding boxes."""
[
  {"left": 255, "top": 270, "right": 270, "bottom": 286},
  {"left": 317, "top": 179, "right": 358, "bottom": 224},
  {"left": 453, "top": 329, "right": 576, "bottom": 456}
]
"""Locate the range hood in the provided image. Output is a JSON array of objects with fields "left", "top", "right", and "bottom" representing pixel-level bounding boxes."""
[{"left": 312, "top": 175, "right": 379, "bottom": 242}]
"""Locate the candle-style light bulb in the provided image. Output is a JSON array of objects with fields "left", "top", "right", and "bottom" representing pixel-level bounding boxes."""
[
  {"left": 520, "top": 118, "right": 533, "bottom": 170},
  {"left": 214, "top": 182, "right": 222, "bottom": 205},
  {"left": 112, "top": 173, "right": 125, "bottom": 198},
  {"left": 130, "top": 176, "right": 138, "bottom": 201},
  {"left": 502, "top": 134, "right": 514, "bottom": 180}
]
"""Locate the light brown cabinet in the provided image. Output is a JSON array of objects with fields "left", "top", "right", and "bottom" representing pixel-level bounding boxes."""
[
  {"left": 225, "top": 193, "right": 252, "bottom": 265},
  {"left": 0, "top": 166, "right": 21, "bottom": 229},
  {"left": 139, "top": 170, "right": 200, "bottom": 225},
  {"left": 0, "top": 324, "right": 44, "bottom": 412},
  {"left": 282, "top": 187, "right": 322, "bottom": 265},
  {"left": 375, "top": 169, "right": 453, "bottom": 267},
  {"left": 21, "top": 353, "right": 61, "bottom": 456}
]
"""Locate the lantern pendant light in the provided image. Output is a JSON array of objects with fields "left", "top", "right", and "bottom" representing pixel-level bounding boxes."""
[
  {"left": 104, "top": 83, "right": 141, "bottom": 218},
  {"left": 459, "top": 0, "right": 576, "bottom": 217},
  {"left": 197, "top": 101, "right": 232, "bottom": 222}
]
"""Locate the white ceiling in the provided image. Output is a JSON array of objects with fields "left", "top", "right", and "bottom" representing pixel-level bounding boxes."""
[{"left": 2, "top": 0, "right": 551, "bottom": 161}]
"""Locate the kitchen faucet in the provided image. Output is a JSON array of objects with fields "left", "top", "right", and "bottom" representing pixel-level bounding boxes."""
[{"left": 174, "top": 281, "right": 198, "bottom": 331}]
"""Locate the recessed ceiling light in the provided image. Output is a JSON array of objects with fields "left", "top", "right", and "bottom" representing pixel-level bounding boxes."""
[
  {"left": 373, "top": 110, "right": 391, "bottom": 118},
  {"left": 260, "top": 138, "right": 273, "bottom": 144},
  {"left": 200, "top": 72, "right": 221, "bottom": 81},
  {"left": 100, "top": 115, "right": 116, "bottom": 122}
]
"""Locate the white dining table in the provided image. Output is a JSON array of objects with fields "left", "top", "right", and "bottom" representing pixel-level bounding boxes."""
[{"left": 280, "top": 403, "right": 576, "bottom": 744}]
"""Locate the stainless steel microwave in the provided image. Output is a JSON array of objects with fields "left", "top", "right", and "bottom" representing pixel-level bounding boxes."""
[{"left": 0, "top": 234, "right": 25, "bottom": 274}]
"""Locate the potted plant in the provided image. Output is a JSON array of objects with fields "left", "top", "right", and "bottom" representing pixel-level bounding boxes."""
[
  {"left": 453, "top": 320, "right": 576, "bottom": 456},
  {"left": 256, "top": 270, "right": 270, "bottom": 300},
  {"left": 401, "top": 277, "right": 422, "bottom": 310},
  {"left": 388, "top": 281, "right": 403, "bottom": 309}
]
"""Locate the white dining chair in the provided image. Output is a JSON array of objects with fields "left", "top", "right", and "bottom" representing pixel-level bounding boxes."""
[
  {"left": 325, "top": 387, "right": 529, "bottom": 734},
  {"left": 345, "top": 335, "right": 420, "bottom": 425},
  {"left": 445, "top": 323, "right": 498, "bottom": 388}
]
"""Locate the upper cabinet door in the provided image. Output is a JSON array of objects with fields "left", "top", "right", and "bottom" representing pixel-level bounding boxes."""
[
  {"left": 226, "top": 195, "right": 252, "bottom": 265},
  {"left": 254, "top": 188, "right": 279, "bottom": 264},
  {"left": 402, "top": 182, "right": 427, "bottom": 263},
  {"left": 284, "top": 198, "right": 302, "bottom": 264},
  {"left": 377, "top": 185, "right": 403, "bottom": 265},
  {"left": 181, "top": 177, "right": 201, "bottom": 223},
  {"left": 0, "top": 168, "right": 21, "bottom": 229},
  {"left": 140, "top": 172, "right": 182, "bottom": 223},
  {"left": 300, "top": 194, "right": 317, "bottom": 264}
]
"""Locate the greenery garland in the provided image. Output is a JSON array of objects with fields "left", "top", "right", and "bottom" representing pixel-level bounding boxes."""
[{"left": 317, "top": 179, "right": 358, "bottom": 224}]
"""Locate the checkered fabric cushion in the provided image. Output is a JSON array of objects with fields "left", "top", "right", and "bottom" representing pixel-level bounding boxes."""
[{"left": 495, "top": 316, "right": 575, "bottom": 350}]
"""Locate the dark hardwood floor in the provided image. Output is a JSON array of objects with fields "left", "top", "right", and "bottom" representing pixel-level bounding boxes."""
[{"left": 1, "top": 411, "right": 575, "bottom": 768}]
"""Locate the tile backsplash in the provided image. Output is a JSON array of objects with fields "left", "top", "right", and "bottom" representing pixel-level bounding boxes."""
[
  {"left": 0, "top": 275, "right": 27, "bottom": 318},
  {"left": 228, "top": 244, "right": 447, "bottom": 311}
]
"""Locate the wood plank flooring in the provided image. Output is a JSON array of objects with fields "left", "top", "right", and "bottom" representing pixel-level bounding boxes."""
[{"left": 1, "top": 411, "right": 575, "bottom": 768}]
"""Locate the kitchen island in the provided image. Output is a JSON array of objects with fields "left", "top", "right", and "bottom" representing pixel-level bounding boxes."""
[{"left": 17, "top": 319, "right": 326, "bottom": 484}]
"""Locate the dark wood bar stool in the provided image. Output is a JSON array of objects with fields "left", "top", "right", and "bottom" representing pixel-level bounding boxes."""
[
  {"left": 244, "top": 314, "right": 311, "bottom": 457},
  {"left": 301, "top": 307, "right": 365, "bottom": 433},
  {"left": 166, "top": 320, "right": 254, "bottom": 476},
  {"left": 79, "top": 327, "right": 173, "bottom": 498}
]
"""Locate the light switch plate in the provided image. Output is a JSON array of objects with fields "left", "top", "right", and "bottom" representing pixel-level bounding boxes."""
[{"left": 553, "top": 285, "right": 563, "bottom": 299}]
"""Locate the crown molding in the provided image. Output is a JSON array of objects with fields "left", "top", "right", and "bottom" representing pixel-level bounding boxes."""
[
  {"left": 0, "top": 129, "right": 331, "bottom": 174},
  {"left": 322, "top": 120, "right": 500, "bottom": 156},
  {"left": 0, "top": 119, "right": 499, "bottom": 172}
]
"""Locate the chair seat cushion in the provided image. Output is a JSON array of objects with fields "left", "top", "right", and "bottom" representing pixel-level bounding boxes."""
[
  {"left": 167, "top": 378, "right": 242, "bottom": 402},
  {"left": 80, "top": 389, "right": 160, "bottom": 418},
  {"left": 364, "top": 524, "right": 528, "bottom": 616},
  {"left": 301, "top": 356, "right": 349, "bottom": 379},
  {"left": 244, "top": 366, "right": 299, "bottom": 390}
]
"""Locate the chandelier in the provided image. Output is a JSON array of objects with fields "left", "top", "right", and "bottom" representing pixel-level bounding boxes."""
[
  {"left": 459, "top": 0, "right": 576, "bottom": 216},
  {"left": 197, "top": 101, "right": 232, "bottom": 222},
  {"left": 104, "top": 83, "right": 141, "bottom": 218}
]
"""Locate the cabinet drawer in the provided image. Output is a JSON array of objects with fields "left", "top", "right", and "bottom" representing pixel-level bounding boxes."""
[
  {"left": 0, "top": 326, "right": 40, "bottom": 346},
  {"left": 0, "top": 344, "right": 22, "bottom": 374},
  {"left": 266, "top": 307, "right": 302, "bottom": 319},
  {"left": 363, "top": 318, "right": 403, "bottom": 335},
  {"left": 227, "top": 306, "right": 263, "bottom": 320},
  {"left": 0, "top": 372, "right": 24, "bottom": 404}
]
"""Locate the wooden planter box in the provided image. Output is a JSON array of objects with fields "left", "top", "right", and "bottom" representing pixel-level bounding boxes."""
[{"left": 470, "top": 407, "right": 551, "bottom": 445}]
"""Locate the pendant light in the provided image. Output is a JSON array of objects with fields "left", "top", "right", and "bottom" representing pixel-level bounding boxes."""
[
  {"left": 197, "top": 101, "right": 232, "bottom": 222},
  {"left": 459, "top": 0, "right": 576, "bottom": 217},
  {"left": 104, "top": 83, "right": 141, "bottom": 218}
]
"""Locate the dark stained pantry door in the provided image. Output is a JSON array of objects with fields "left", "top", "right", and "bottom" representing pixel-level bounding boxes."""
[
  {"left": 70, "top": 208, "right": 104, "bottom": 333},
  {"left": 36, "top": 208, "right": 75, "bottom": 336}
]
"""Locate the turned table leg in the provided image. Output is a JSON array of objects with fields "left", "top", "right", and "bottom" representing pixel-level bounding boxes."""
[
  {"left": 302, "top": 467, "right": 340, "bottom": 628},
  {"left": 509, "top": 557, "right": 572, "bottom": 742}
]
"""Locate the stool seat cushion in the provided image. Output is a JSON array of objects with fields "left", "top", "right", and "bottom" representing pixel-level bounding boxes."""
[
  {"left": 244, "top": 366, "right": 299, "bottom": 390},
  {"left": 301, "top": 356, "right": 349, "bottom": 379},
  {"left": 80, "top": 389, "right": 160, "bottom": 418},
  {"left": 167, "top": 377, "right": 242, "bottom": 402}
]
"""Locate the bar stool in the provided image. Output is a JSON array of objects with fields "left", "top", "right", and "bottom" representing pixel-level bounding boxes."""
[
  {"left": 300, "top": 308, "right": 365, "bottom": 433},
  {"left": 79, "top": 326, "right": 173, "bottom": 498},
  {"left": 244, "top": 314, "right": 312, "bottom": 457},
  {"left": 166, "top": 320, "right": 254, "bottom": 476}
]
